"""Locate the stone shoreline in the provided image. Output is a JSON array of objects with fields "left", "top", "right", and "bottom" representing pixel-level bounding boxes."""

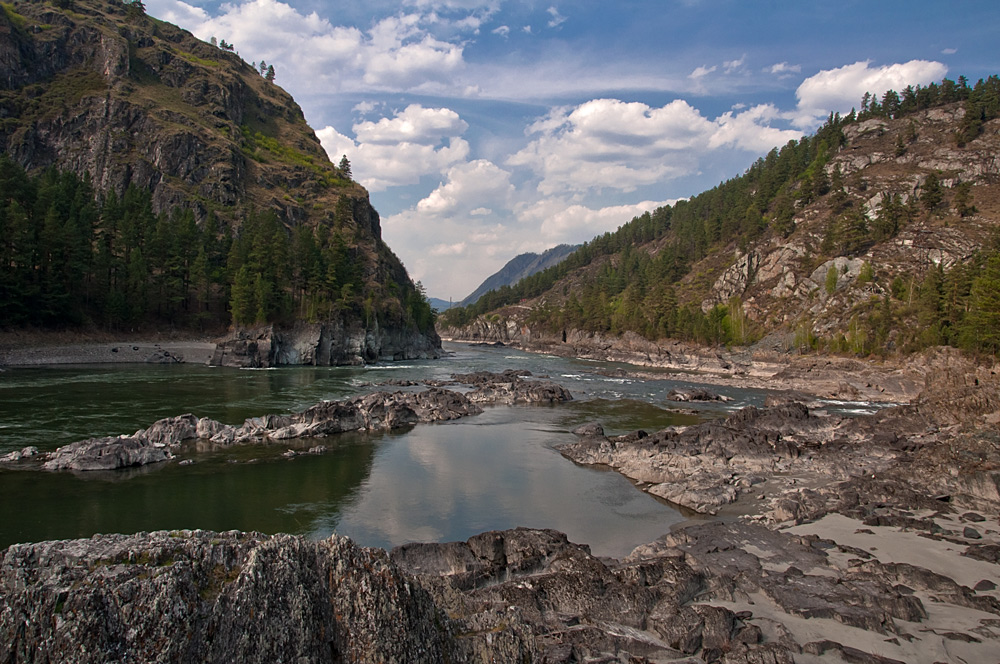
[
  {"left": 2, "top": 342, "right": 999, "bottom": 662},
  {"left": 444, "top": 335, "right": 959, "bottom": 405},
  {"left": 0, "top": 339, "right": 218, "bottom": 366}
]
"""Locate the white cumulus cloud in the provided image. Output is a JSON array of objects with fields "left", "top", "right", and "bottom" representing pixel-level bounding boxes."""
[
  {"left": 508, "top": 98, "right": 801, "bottom": 196},
  {"left": 146, "top": 0, "right": 470, "bottom": 95},
  {"left": 417, "top": 160, "right": 514, "bottom": 215},
  {"left": 519, "top": 198, "right": 679, "bottom": 244},
  {"left": 710, "top": 104, "right": 803, "bottom": 152},
  {"left": 317, "top": 105, "right": 470, "bottom": 191},
  {"left": 793, "top": 60, "right": 948, "bottom": 128}
]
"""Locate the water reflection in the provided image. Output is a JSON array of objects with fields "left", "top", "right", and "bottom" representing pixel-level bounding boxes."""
[
  {"left": 0, "top": 342, "right": 881, "bottom": 557},
  {"left": 324, "top": 406, "right": 684, "bottom": 558},
  {"left": 0, "top": 436, "right": 377, "bottom": 546}
]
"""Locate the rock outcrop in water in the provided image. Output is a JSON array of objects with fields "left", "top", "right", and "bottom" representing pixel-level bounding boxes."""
[
  {"left": 209, "top": 322, "right": 442, "bottom": 368},
  {"left": 28, "top": 371, "right": 572, "bottom": 472},
  {"left": 559, "top": 401, "right": 860, "bottom": 514},
  {"left": 449, "top": 369, "right": 574, "bottom": 404}
]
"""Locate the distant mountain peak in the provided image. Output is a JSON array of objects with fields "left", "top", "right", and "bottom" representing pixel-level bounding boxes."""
[{"left": 460, "top": 244, "right": 579, "bottom": 307}]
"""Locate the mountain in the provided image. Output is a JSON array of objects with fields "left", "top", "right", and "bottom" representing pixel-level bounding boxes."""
[
  {"left": 427, "top": 297, "right": 455, "bottom": 312},
  {"left": 0, "top": 0, "right": 438, "bottom": 364},
  {"left": 441, "top": 77, "right": 1000, "bottom": 359},
  {"left": 459, "top": 244, "right": 578, "bottom": 307}
]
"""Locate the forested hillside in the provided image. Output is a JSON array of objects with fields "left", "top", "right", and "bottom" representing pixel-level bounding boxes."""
[
  {"left": 441, "top": 76, "right": 1000, "bottom": 356},
  {"left": 0, "top": 158, "right": 433, "bottom": 334},
  {"left": 458, "top": 244, "right": 579, "bottom": 307},
  {"left": 0, "top": 0, "right": 434, "bottom": 347}
]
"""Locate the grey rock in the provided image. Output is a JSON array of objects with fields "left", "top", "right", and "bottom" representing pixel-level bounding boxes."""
[
  {"left": 667, "top": 387, "right": 732, "bottom": 402},
  {"left": 573, "top": 422, "right": 605, "bottom": 437},
  {"left": 211, "top": 321, "right": 441, "bottom": 368},
  {"left": 42, "top": 436, "right": 173, "bottom": 471},
  {"left": 558, "top": 402, "right": 823, "bottom": 514},
  {"left": 451, "top": 370, "right": 574, "bottom": 404},
  {"left": 37, "top": 369, "right": 571, "bottom": 472},
  {"left": 0, "top": 446, "right": 39, "bottom": 464},
  {"left": 0, "top": 530, "right": 458, "bottom": 664}
]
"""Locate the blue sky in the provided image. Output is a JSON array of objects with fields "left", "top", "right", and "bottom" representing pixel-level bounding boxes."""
[{"left": 145, "top": 0, "right": 1000, "bottom": 300}]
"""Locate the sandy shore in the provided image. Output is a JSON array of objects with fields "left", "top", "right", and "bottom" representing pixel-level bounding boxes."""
[{"left": 0, "top": 333, "right": 218, "bottom": 367}]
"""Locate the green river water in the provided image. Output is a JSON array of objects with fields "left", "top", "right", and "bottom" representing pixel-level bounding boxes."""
[{"left": 1, "top": 342, "right": 843, "bottom": 557}]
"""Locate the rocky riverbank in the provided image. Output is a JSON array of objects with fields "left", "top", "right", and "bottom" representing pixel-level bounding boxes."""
[
  {"left": 0, "top": 320, "right": 441, "bottom": 368},
  {"left": 0, "top": 331, "right": 218, "bottom": 366},
  {"left": 2, "top": 353, "right": 998, "bottom": 662},
  {"left": 441, "top": 333, "right": 961, "bottom": 404},
  {"left": 4, "top": 517, "right": 998, "bottom": 663}
]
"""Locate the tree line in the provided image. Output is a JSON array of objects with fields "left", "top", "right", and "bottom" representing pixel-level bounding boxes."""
[
  {"left": 440, "top": 75, "right": 1000, "bottom": 356},
  {"left": 0, "top": 156, "right": 434, "bottom": 334}
]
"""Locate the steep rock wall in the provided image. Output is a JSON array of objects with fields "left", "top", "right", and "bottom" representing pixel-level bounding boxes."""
[{"left": 211, "top": 321, "right": 441, "bottom": 367}]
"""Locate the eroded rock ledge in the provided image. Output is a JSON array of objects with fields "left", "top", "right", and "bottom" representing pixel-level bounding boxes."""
[
  {"left": 560, "top": 359, "right": 1000, "bottom": 520},
  {"left": 560, "top": 401, "right": 882, "bottom": 514},
  {"left": 25, "top": 371, "right": 571, "bottom": 472},
  {"left": 4, "top": 520, "right": 999, "bottom": 664}
]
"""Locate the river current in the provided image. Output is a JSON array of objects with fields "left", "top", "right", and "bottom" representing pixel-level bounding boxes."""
[{"left": 2, "top": 342, "right": 835, "bottom": 557}]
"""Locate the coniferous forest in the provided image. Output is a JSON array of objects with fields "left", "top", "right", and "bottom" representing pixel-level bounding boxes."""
[
  {"left": 441, "top": 75, "right": 1000, "bottom": 356},
  {"left": 0, "top": 156, "right": 434, "bottom": 335}
]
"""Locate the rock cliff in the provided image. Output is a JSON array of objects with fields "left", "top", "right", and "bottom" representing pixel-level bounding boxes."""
[
  {"left": 0, "top": 0, "right": 357, "bottom": 227},
  {"left": 0, "top": 0, "right": 439, "bottom": 360},
  {"left": 210, "top": 321, "right": 441, "bottom": 368},
  {"left": 0, "top": 530, "right": 458, "bottom": 663}
]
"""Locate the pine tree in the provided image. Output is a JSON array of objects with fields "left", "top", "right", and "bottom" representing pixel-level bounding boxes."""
[
  {"left": 124, "top": 0, "right": 146, "bottom": 21},
  {"left": 962, "top": 254, "right": 1000, "bottom": 354},
  {"left": 920, "top": 172, "right": 944, "bottom": 216},
  {"left": 230, "top": 264, "right": 255, "bottom": 326},
  {"left": 954, "top": 182, "right": 976, "bottom": 217}
]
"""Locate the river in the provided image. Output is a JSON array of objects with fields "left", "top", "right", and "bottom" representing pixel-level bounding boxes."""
[{"left": 2, "top": 341, "right": 813, "bottom": 557}]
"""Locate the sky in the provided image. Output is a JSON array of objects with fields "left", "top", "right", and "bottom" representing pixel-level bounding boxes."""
[{"left": 144, "top": 0, "right": 1000, "bottom": 301}]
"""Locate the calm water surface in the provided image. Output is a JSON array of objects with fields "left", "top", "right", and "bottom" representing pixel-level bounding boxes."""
[{"left": 1, "top": 342, "right": 786, "bottom": 556}]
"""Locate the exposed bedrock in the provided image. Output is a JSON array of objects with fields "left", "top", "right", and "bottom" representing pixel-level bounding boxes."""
[
  {"left": 558, "top": 401, "right": 868, "bottom": 514},
  {"left": 0, "top": 530, "right": 457, "bottom": 663},
  {"left": 28, "top": 371, "right": 572, "bottom": 472},
  {"left": 209, "top": 321, "right": 442, "bottom": 368},
  {"left": 7, "top": 522, "right": 994, "bottom": 663}
]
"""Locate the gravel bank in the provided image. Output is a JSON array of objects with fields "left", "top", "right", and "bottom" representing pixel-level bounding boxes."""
[{"left": 0, "top": 337, "right": 217, "bottom": 366}]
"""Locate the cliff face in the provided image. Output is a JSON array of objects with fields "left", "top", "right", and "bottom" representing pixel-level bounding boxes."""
[
  {"left": 210, "top": 320, "right": 442, "bottom": 367},
  {"left": 700, "top": 106, "right": 1000, "bottom": 338},
  {"left": 0, "top": 0, "right": 350, "bottom": 226},
  {"left": 0, "top": 0, "right": 439, "bottom": 361}
]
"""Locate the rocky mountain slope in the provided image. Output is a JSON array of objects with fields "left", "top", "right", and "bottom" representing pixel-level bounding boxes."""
[
  {"left": 1, "top": 0, "right": 351, "bottom": 229},
  {"left": 458, "top": 244, "right": 578, "bottom": 307},
  {"left": 0, "top": 0, "right": 438, "bottom": 362},
  {"left": 441, "top": 87, "right": 1000, "bottom": 362}
]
